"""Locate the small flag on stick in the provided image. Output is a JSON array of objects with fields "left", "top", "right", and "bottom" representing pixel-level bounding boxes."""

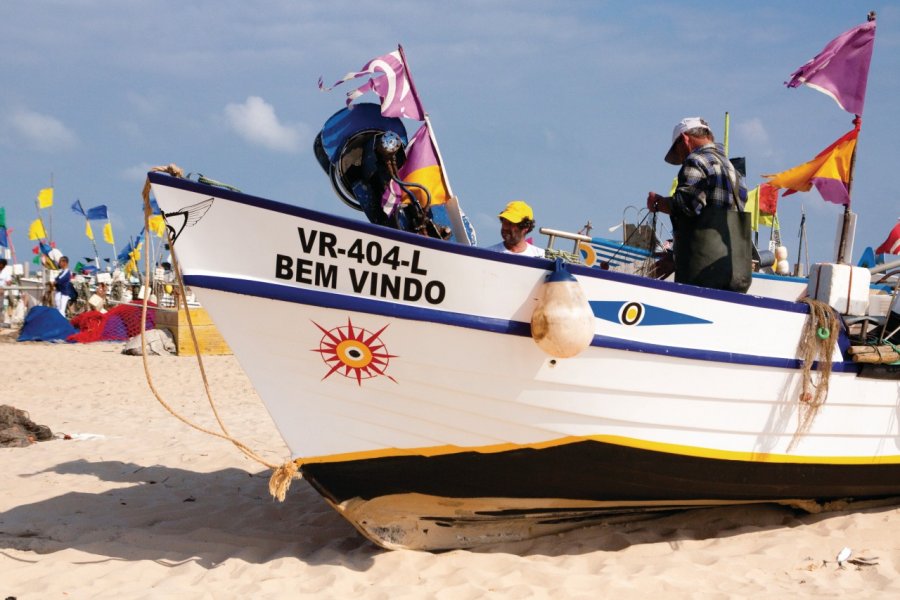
[
  {"left": 875, "top": 220, "right": 900, "bottom": 255},
  {"left": 28, "top": 219, "right": 46, "bottom": 240},
  {"left": 319, "top": 47, "right": 425, "bottom": 120},
  {"left": 37, "top": 188, "right": 54, "bottom": 208}
]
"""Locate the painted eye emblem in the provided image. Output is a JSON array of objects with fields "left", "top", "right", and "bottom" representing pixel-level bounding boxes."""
[
  {"left": 312, "top": 318, "right": 398, "bottom": 385},
  {"left": 618, "top": 302, "right": 645, "bottom": 326},
  {"left": 335, "top": 339, "right": 373, "bottom": 368}
]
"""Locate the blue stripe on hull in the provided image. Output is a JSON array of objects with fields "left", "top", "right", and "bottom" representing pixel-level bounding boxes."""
[
  {"left": 185, "top": 274, "right": 858, "bottom": 373},
  {"left": 148, "top": 172, "right": 808, "bottom": 312}
]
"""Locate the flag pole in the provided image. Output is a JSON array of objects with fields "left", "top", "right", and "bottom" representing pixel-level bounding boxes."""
[
  {"left": 149, "top": 225, "right": 158, "bottom": 284},
  {"left": 107, "top": 218, "right": 118, "bottom": 270},
  {"left": 33, "top": 193, "right": 54, "bottom": 271},
  {"left": 723, "top": 112, "right": 730, "bottom": 157},
  {"left": 7, "top": 228, "right": 17, "bottom": 267},
  {"left": 836, "top": 115, "right": 861, "bottom": 264},
  {"left": 836, "top": 10, "right": 876, "bottom": 264},
  {"left": 47, "top": 173, "right": 54, "bottom": 246},
  {"left": 127, "top": 235, "right": 136, "bottom": 281},
  {"left": 794, "top": 205, "right": 806, "bottom": 277},
  {"left": 397, "top": 44, "right": 457, "bottom": 200},
  {"left": 86, "top": 216, "right": 101, "bottom": 269}
]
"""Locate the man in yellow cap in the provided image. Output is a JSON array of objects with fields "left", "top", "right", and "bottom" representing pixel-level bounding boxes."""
[{"left": 488, "top": 201, "right": 545, "bottom": 257}]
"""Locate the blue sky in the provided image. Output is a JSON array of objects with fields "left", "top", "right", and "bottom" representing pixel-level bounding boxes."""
[{"left": 1, "top": 1, "right": 897, "bottom": 270}]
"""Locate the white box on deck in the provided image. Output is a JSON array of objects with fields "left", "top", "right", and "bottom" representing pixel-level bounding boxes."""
[
  {"left": 868, "top": 293, "right": 895, "bottom": 317},
  {"left": 807, "top": 263, "right": 870, "bottom": 316}
]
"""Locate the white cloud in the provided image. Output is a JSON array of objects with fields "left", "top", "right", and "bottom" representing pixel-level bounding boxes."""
[
  {"left": 7, "top": 108, "right": 78, "bottom": 151},
  {"left": 736, "top": 117, "right": 772, "bottom": 157},
  {"left": 223, "top": 96, "right": 303, "bottom": 152},
  {"left": 126, "top": 91, "right": 164, "bottom": 115},
  {"left": 737, "top": 117, "right": 769, "bottom": 145},
  {"left": 121, "top": 162, "right": 155, "bottom": 182}
]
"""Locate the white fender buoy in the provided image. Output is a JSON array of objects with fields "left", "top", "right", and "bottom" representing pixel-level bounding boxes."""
[
  {"left": 531, "top": 259, "right": 595, "bottom": 358},
  {"left": 776, "top": 259, "right": 791, "bottom": 275},
  {"left": 775, "top": 246, "right": 791, "bottom": 275},
  {"left": 774, "top": 246, "right": 791, "bottom": 275}
]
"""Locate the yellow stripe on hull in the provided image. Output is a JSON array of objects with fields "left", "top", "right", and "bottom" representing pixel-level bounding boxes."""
[{"left": 297, "top": 433, "right": 900, "bottom": 467}]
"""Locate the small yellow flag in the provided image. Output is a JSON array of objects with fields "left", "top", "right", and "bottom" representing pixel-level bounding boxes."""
[
  {"left": 744, "top": 186, "right": 775, "bottom": 233},
  {"left": 85, "top": 221, "right": 94, "bottom": 240},
  {"left": 126, "top": 247, "right": 142, "bottom": 276},
  {"left": 37, "top": 188, "right": 54, "bottom": 209},
  {"left": 148, "top": 214, "right": 166, "bottom": 238},
  {"left": 745, "top": 186, "right": 761, "bottom": 232},
  {"left": 28, "top": 219, "right": 46, "bottom": 240},
  {"left": 668, "top": 175, "right": 678, "bottom": 196},
  {"left": 103, "top": 222, "right": 115, "bottom": 245}
]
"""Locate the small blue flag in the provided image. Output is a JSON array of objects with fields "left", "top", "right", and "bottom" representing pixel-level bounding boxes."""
[
  {"left": 71, "top": 199, "right": 86, "bottom": 216},
  {"left": 86, "top": 205, "right": 108, "bottom": 220}
]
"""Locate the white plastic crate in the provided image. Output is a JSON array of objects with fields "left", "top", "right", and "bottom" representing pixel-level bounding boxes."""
[{"left": 807, "top": 263, "right": 869, "bottom": 316}]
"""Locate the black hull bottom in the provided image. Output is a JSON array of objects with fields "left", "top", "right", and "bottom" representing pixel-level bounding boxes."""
[
  {"left": 303, "top": 439, "right": 900, "bottom": 504},
  {"left": 300, "top": 439, "right": 900, "bottom": 549}
]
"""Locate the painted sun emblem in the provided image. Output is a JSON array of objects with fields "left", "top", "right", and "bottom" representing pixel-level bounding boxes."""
[{"left": 311, "top": 318, "right": 398, "bottom": 385}]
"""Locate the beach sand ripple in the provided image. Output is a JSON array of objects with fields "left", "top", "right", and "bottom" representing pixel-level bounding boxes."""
[{"left": 2, "top": 341, "right": 900, "bottom": 598}]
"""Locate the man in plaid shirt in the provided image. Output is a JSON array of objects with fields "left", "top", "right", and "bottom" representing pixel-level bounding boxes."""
[{"left": 646, "top": 117, "right": 752, "bottom": 292}]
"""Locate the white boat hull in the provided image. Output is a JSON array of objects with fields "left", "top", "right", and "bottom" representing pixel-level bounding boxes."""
[{"left": 149, "top": 173, "right": 900, "bottom": 550}]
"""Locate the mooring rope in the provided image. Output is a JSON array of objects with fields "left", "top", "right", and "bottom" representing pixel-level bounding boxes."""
[
  {"left": 138, "top": 166, "right": 300, "bottom": 502},
  {"left": 788, "top": 298, "right": 839, "bottom": 451}
]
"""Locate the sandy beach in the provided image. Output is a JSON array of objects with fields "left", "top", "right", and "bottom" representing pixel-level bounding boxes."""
[{"left": 3, "top": 334, "right": 900, "bottom": 599}]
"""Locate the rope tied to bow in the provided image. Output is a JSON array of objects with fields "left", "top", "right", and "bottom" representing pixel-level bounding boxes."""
[{"left": 139, "top": 166, "right": 301, "bottom": 501}]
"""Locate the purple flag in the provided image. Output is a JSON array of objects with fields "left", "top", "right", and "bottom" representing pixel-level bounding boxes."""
[
  {"left": 319, "top": 48, "right": 425, "bottom": 120},
  {"left": 786, "top": 20, "right": 876, "bottom": 115},
  {"left": 381, "top": 123, "right": 449, "bottom": 214}
]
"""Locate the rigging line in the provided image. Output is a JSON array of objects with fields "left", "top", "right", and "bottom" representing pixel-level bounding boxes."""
[
  {"left": 604, "top": 208, "right": 655, "bottom": 267},
  {"left": 138, "top": 171, "right": 300, "bottom": 501}
]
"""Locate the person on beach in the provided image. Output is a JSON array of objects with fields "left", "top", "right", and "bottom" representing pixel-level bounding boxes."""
[
  {"left": 53, "top": 256, "right": 78, "bottom": 317},
  {"left": 0, "top": 258, "right": 11, "bottom": 324},
  {"left": 646, "top": 117, "right": 752, "bottom": 292},
  {"left": 488, "top": 201, "right": 545, "bottom": 257},
  {"left": 0, "top": 258, "right": 11, "bottom": 286}
]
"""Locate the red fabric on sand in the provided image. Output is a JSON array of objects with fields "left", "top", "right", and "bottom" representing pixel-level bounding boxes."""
[{"left": 68, "top": 303, "right": 157, "bottom": 343}]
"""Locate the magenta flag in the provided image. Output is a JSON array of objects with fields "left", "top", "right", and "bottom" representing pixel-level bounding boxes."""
[
  {"left": 319, "top": 48, "right": 425, "bottom": 121},
  {"left": 381, "top": 123, "right": 449, "bottom": 215},
  {"left": 786, "top": 20, "right": 876, "bottom": 115}
]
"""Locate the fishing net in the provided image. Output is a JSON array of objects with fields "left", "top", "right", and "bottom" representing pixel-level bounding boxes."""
[
  {"left": 68, "top": 303, "right": 157, "bottom": 343},
  {"left": 0, "top": 405, "right": 53, "bottom": 447},
  {"left": 788, "top": 298, "right": 839, "bottom": 451}
]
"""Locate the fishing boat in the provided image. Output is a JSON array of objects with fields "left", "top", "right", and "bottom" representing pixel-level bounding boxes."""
[
  {"left": 147, "top": 163, "right": 898, "bottom": 550},
  {"left": 147, "top": 32, "right": 900, "bottom": 550}
]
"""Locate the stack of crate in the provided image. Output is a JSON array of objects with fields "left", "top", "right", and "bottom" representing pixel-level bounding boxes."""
[{"left": 155, "top": 306, "right": 231, "bottom": 356}]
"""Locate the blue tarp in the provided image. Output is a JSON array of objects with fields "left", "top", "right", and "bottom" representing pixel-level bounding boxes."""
[{"left": 18, "top": 306, "right": 77, "bottom": 342}]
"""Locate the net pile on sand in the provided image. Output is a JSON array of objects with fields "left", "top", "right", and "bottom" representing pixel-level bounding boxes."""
[
  {"left": 68, "top": 303, "right": 157, "bottom": 343},
  {"left": 0, "top": 405, "right": 53, "bottom": 447}
]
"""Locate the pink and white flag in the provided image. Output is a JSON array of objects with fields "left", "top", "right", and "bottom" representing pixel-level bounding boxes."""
[
  {"left": 319, "top": 48, "right": 424, "bottom": 120},
  {"left": 785, "top": 19, "right": 876, "bottom": 115}
]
